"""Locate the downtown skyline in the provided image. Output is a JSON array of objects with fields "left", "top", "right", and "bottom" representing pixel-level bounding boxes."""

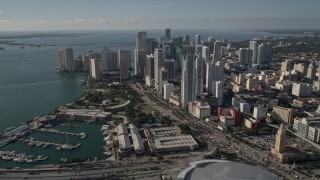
[{"left": 0, "top": 0, "right": 320, "bottom": 31}]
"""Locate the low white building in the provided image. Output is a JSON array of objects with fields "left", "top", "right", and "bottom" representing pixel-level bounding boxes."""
[
  {"left": 169, "top": 94, "right": 181, "bottom": 106},
  {"left": 253, "top": 106, "right": 267, "bottom": 120},
  {"left": 275, "top": 81, "right": 293, "bottom": 92},
  {"left": 232, "top": 97, "right": 246, "bottom": 108},
  {"left": 240, "top": 103, "right": 250, "bottom": 113},
  {"left": 188, "top": 101, "right": 211, "bottom": 119},
  {"left": 117, "top": 124, "right": 131, "bottom": 155},
  {"left": 293, "top": 117, "right": 320, "bottom": 143},
  {"left": 129, "top": 124, "right": 145, "bottom": 155},
  {"left": 220, "top": 115, "right": 235, "bottom": 126},
  {"left": 292, "top": 82, "right": 312, "bottom": 97}
]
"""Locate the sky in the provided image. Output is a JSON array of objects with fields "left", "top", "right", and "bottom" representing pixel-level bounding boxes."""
[{"left": 0, "top": 0, "right": 320, "bottom": 31}]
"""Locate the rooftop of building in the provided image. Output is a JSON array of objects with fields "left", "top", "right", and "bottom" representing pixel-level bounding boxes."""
[
  {"left": 129, "top": 124, "right": 144, "bottom": 151},
  {"left": 153, "top": 135, "right": 197, "bottom": 149},
  {"left": 117, "top": 124, "right": 128, "bottom": 135},
  {"left": 148, "top": 126, "right": 181, "bottom": 137},
  {"left": 283, "top": 145, "right": 305, "bottom": 155},
  {"left": 176, "top": 160, "right": 278, "bottom": 180},
  {"left": 118, "top": 134, "right": 131, "bottom": 149}
]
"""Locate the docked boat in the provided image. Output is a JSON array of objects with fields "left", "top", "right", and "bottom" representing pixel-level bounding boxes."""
[{"left": 79, "top": 80, "right": 86, "bottom": 86}]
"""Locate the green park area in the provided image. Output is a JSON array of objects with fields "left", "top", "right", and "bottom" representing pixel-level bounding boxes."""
[{"left": 71, "top": 82, "right": 162, "bottom": 127}]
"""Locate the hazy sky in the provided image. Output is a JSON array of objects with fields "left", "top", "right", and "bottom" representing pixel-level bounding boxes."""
[{"left": 0, "top": 0, "right": 320, "bottom": 31}]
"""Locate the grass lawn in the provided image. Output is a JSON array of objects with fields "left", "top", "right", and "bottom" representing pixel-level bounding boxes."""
[
  {"left": 141, "top": 104, "right": 155, "bottom": 114},
  {"left": 117, "top": 111, "right": 126, "bottom": 116}
]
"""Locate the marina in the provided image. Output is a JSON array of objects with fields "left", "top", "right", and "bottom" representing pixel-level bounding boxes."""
[
  {"left": 18, "top": 137, "right": 81, "bottom": 151},
  {"left": 33, "top": 128, "right": 86, "bottom": 139},
  {"left": 0, "top": 151, "right": 48, "bottom": 164}
]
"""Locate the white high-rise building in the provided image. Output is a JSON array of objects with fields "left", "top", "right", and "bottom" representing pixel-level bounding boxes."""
[
  {"left": 239, "top": 48, "right": 253, "bottom": 67},
  {"left": 253, "top": 106, "right": 267, "bottom": 120},
  {"left": 154, "top": 49, "right": 164, "bottom": 91},
  {"left": 292, "top": 83, "right": 312, "bottom": 97},
  {"left": 118, "top": 49, "right": 130, "bottom": 81},
  {"left": 206, "top": 61, "right": 224, "bottom": 95},
  {"left": 257, "top": 42, "right": 272, "bottom": 67},
  {"left": 90, "top": 58, "right": 101, "bottom": 81},
  {"left": 181, "top": 55, "right": 196, "bottom": 108},
  {"left": 145, "top": 55, "right": 154, "bottom": 87},
  {"left": 213, "top": 41, "right": 222, "bottom": 63},
  {"left": 257, "top": 43, "right": 266, "bottom": 66},
  {"left": 57, "top": 47, "right": 75, "bottom": 71},
  {"left": 101, "top": 47, "right": 118, "bottom": 72},
  {"left": 202, "top": 46, "right": 209, "bottom": 64},
  {"left": 249, "top": 41, "right": 258, "bottom": 65},
  {"left": 195, "top": 56, "right": 203, "bottom": 97},
  {"left": 215, "top": 81, "right": 224, "bottom": 106}
]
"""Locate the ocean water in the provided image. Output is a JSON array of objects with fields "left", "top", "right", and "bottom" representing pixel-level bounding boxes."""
[{"left": 0, "top": 29, "right": 296, "bottom": 167}]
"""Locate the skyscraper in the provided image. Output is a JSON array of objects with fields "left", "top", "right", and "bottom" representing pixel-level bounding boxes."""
[
  {"left": 154, "top": 48, "right": 164, "bottom": 91},
  {"left": 195, "top": 45, "right": 203, "bottom": 55},
  {"left": 90, "top": 58, "right": 101, "bottom": 81},
  {"left": 145, "top": 54, "right": 155, "bottom": 87},
  {"left": 134, "top": 31, "right": 147, "bottom": 77},
  {"left": 183, "top": 45, "right": 195, "bottom": 56},
  {"left": 215, "top": 81, "right": 224, "bottom": 106},
  {"left": 207, "top": 36, "right": 215, "bottom": 53},
  {"left": 202, "top": 46, "right": 209, "bottom": 64},
  {"left": 206, "top": 61, "right": 224, "bottom": 95},
  {"left": 145, "top": 55, "right": 155, "bottom": 79},
  {"left": 239, "top": 48, "right": 253, "bottom": 67},
  {"left": 87, "top": 51, "right": 102, "bottom": 74},
  {"left": 57, "top": 47, "right": 75, "bottom": 71},
  {"left": 101, "top": 47, "right": 118, "bottom": 72},
  {"left": 136, "top": 31, "right": 147, "bottom": 49},
  {"left": 257, "top": 43, "right": 266, "bottom": 66},
  {"left": 118, "top": 49, "right": 130, "bottom": 81},
  {"left": 195, "top": 34, "right": 201, "bottom": 46},
  {"left": 164, "top": 59, "right": 175, "bottom": 80},
  {"left": 181, "top": 55, "right": 196, "bottom": 108},
  {"left": 257, "top": 42, "right": 272, "bottom": 67},
  {"left": 165, "top": 28, "right": 171, "bottom": 40},
  {"left": 164, "top": 41, "right": 175, "bottom": 59},
  {"left": 146, "top": 38, "right": 157, "bottom": 55},
  {"left": 159, "top": 68, "right": 168, "bottom": 95},
  {"left": 249, "top": 40, "right": 258, "bottom": 65},
  {"left": 195, "top": 56, "right": 203, "bottom": 97},
  {"left": 183, "top": 35, "right": 190, "bottom": 45},
  {"left": 213, "top": 41, "right": 222, "bottom": 63},
  {"left": 82, "top": 54, "right": 90, "bottom": 71}
]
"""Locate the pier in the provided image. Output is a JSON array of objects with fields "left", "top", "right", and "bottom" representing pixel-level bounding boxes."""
[
  {"left": 33, "top": 128, "right": 86, "bottom": 139},
  {"left": 18, "top": 137, "right": 81, "bottom": 151}
]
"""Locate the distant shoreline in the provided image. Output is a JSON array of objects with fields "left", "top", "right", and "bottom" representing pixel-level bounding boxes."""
[
  {"left": 250, "top": 29, "right": 320, "bottom": 35},
  {"left": 0, "top": 33, "right": 89, "bottom": 40}
]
